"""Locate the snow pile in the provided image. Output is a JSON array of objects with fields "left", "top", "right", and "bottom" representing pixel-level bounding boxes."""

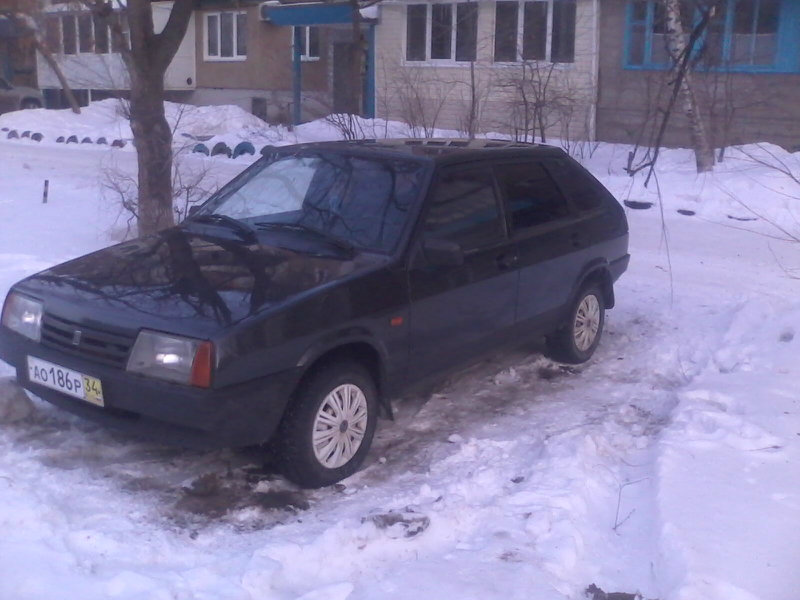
[
  {"left": 0, "top": 99, "right": 284, "bottom": 149},
  {"left": 0, "top": 99, "right": 133, "bottom": 142},
  {"left": 656, "top": 301, "right": 800, "bottom": 600}
]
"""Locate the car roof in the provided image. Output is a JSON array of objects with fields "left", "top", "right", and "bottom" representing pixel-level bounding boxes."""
[{"left": 276, "top": 138, "right": 567, "bottom": 164}]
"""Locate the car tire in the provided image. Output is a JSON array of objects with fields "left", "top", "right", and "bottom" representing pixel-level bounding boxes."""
[
  {"left": 545, "top": 284, "right": 605, "bottom": 364},
  {"left": 276, "top": 361, "right": 378, "bottom": 488},
  {"left": 20, "top": 98, "right": 41, "bottom": 110}
]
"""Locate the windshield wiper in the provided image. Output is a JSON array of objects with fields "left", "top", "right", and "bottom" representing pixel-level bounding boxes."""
[
  {"left": 255, "top": 222, "right": 356, "bottom": 254},
  {"left": 190, "top": 214, "right": 258, "bottom": 243}
]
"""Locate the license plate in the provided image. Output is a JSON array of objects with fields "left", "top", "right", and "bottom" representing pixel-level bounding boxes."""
[{"left": 27, "top": 356, "right": 104, "bottom": 407}]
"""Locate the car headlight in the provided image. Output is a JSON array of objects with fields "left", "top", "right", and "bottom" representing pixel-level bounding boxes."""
[
  {"left": 126, "top": 330, "right": 213, "bottom": 388},
  {"left": 1, "top": 292, "right": 43, "bottom": 342}
]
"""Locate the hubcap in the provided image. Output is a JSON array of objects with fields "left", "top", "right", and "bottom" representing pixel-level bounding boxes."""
[
  {"left": 573, "top": 294, "right": 601, "bottom": 351},
  {"left": 312, "top": 383, "right": 369, "bottom": 469}
]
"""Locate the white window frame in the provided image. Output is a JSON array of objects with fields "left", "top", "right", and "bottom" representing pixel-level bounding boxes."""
[
  {"left": 53, "top": 13, "right": 120, "bottom": 56},
  {"left": 404, "top": 2, "right": 479, "bottom": 65},
  {"left": 60, "top": 14, "right": 78, "bottom": 55},
  {"left": 492, "top": 0, "right": 576, "bottom": 65},
  {"left": 493, "top": 1, "right": 551, "bottom": 63},
  {"left": 292, "top": 26, "right": 321, "bottom": 61},
  {"left": 204, "top": 11, "right": 247, "bottom": 61}
]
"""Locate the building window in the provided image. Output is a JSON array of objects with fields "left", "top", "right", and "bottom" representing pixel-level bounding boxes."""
[
  {"left": 62, "top": 15, "right": 77, "bottom": 55},
  {"left": 293, "top": 26, "right": 320, "bottom": 60},
  {"left": 493, "top": 0, "right": 575, "bottom": 63},
  {"left": 625, "top": 0, "right": 797, "bottom": 72},
  {"left": 44, "top": 17, "right": 61, "bottom": 52},
  {"left": 550, "top": 0, "right": 576, "bottom": 62},
  {"left": 205, "top": 11, "right": 247, "bottom": 60},
  {"left": 48, "top": 13, "right": 125, "bottom": 55},
  {"left": 405, "top": 3, "right": 478, "bottom": 63},
  {"left": 94, "top": 14, "right": 109, "bottom": 54},
  {"left": 78, "top": 14, "right": 93, "bottom": 53}
]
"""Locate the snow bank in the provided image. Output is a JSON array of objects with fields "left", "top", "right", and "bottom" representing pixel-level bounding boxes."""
[
  {"left": 656, "top": 301, "right": 800, "bottom": 600},
  {"left": 0, "top": 100, "right": 283, "bottom": 150}
]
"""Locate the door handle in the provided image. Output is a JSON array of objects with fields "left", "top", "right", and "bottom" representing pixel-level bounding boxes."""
[{"left": 495, "top": 253, "right": 519, "bottom": 270}]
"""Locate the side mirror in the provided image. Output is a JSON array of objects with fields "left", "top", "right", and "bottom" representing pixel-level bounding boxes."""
[{"left": 421, "top": 238, "right": 464, "bottom": 267}]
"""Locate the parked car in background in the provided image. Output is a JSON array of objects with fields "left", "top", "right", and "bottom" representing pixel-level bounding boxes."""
[
  {"left": 0, "top": 77, "right": 43, "bottom": 114},
  {"left": 0, "top": 139, "right": 629, "bottom": 487}
]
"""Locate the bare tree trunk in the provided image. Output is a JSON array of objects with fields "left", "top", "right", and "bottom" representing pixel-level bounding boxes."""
[
  {"left": 664, "top": 0, "right": 714, "bottom": 173},
  {"left": 106, "top": 0, "right": 193, "bottom": 235},
  {"left": 128, "top": 73, "right": 174, "bottom": 233}
]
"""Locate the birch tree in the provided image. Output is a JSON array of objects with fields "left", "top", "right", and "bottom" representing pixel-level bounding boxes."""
[{"left": 663, "top": 0, "right": 714, "bottom": 172}]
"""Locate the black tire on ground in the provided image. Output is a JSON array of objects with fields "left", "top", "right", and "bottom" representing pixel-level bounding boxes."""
[
  {"left": 20, "top": 98, "right": 41, "bottom": 110},
  {"left": 276, "top": 361, "right": 378, "bottom": 488},
  {"left": 545, "top": 284, "right": 606, "bottom": 364}
]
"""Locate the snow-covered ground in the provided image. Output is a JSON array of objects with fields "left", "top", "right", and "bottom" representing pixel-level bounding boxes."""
[{"left": 0, "top": 103, "right": 799, "bottom": 600}]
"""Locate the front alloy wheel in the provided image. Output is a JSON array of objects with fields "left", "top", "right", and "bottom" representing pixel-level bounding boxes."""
[
  {"left": 312, "top": 383, "right": 369, "bottom": 469},
  {"left": 277, "top": 361, "right": 378, "bottom": 488}
]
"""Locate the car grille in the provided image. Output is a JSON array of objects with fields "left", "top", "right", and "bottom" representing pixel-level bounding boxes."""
[{"left": 40, "top": 313, "right": 135, "bottom": 368}]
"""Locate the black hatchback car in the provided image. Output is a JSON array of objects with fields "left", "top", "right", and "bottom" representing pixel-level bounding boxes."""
[{"left": 0, "top": 139, "right": 628, "bottom": 487}]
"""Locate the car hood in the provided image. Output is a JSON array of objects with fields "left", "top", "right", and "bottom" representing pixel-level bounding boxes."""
[{"left": 16, "top": 227, "right": 387, "bottom": 336}]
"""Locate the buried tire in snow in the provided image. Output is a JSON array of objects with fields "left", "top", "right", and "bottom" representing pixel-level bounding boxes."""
[
  {"left": 546, "top": 284, "right": 605, "bottom": 364},
  {"left": 276, "top": 361, "right": 378, "bottom": 488}
]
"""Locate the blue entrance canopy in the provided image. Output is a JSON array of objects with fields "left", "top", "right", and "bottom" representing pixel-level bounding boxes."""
[
  {"left": 259, "top": 1, "right": 376, "bottom": 124},
  {"left": 260, "top": 2, "right": 355, "bottom": 26}
]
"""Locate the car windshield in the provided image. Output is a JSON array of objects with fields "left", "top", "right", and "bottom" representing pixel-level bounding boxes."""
[{"left": 195, "top": 151, "right": 426, "bottom": 253}]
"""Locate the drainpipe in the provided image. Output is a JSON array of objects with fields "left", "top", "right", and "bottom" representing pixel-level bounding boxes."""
[
  {"left": 292, "top": 26, "right": 302, "bottom": 126},
  {"left": 363, "top": 23, "right": 376, "bottom": 118}
]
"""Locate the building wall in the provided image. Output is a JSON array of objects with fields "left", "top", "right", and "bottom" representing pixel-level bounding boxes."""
[
  {"left": 375, "top": 0, "right": 599, "bottom": 140},
  {"left": 596, "top": 0, "right": 800, "bottom": 150},
  {"left": 37, "top": 3, "right": 195, "bottom": 92},
  {"left": 193, "top": 5, "right": 332, "bottom": 123}
]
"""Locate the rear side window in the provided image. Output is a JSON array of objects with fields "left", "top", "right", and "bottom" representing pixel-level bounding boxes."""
[
  {"left": 544, "top": 158, "right": 605, "bottom": 211},
  {"left": 494, "top": 162, "right": 570, "bottom": 230},
  {"left": 424, "top": 169, "right": 503, "bottom": 250}
]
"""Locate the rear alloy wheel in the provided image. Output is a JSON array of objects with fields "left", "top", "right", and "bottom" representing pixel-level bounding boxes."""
[
  {"left": 277, "top": 361, "right": 377, "bottom": 488},
  {"left": 546, "top": 284, "right": 605, "bottom": 364}
]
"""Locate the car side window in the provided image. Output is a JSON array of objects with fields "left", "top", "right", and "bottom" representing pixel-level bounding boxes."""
[
  {"left": 543, "top": 158, "right": 604, "bottom": 212},
  {"left": 424, "top": 168, "right": 504, "bottom": 250},
  {"left": 494, "top": 162, "right": 570, "bottom": 231}
]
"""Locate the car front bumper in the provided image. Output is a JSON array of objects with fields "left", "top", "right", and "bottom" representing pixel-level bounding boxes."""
[{"left": 0, "top": 327, "right": 301, "bottom": 449}]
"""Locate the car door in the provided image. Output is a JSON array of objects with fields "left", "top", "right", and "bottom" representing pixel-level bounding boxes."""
[
  {"left": 407, "top": 165, "right": 518, "bottom": 380},
  {"left": 493, "top": 160, "right": 582, "bottom": 332}
]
